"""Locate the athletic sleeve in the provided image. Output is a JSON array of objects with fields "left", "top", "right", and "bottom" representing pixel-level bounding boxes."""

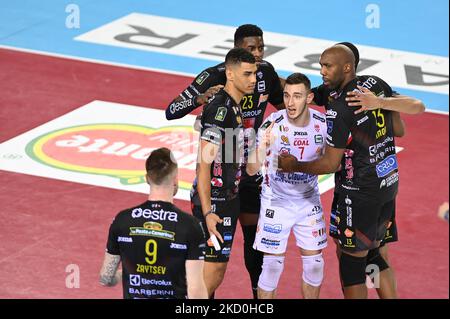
[
  {"left": 186, "top": 218, "right": 206, "bottom": 260},
  {"left": 326, "top": 100, "right": 354, "bottom": 149},
  {"left": 106, "top": 216, "right": 120, "bottom": 255},
  {"left": 200, "top": 102, "right": 228, "bottom": 146},
  {"left": 165, "top": 67, "right": 224, "bottom": 120}
]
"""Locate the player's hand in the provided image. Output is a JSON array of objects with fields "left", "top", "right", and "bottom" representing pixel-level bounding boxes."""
[
  {"left": 196, "top": 85, "right": 224, "bottom": 105},
  {"left": 194, "top": 113, "right": 202, "bottom": 132},
  {"left": 346, "top": 85, "right": 383, "bottom": 114},
  {"left": 206, "top": 213, "right": 224, "bottom": 243},
  {"left": 261, "top": 121, "right": 275, "bottom": 149},
  {"left": 277, "top": 153, "right": 299, "bottom": 172}
]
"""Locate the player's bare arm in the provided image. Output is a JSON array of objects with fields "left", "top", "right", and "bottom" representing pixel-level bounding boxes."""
[
  {"left": 392, "top": 111, "right": 406, "bottom": 137},
  {"left": 99, "top": 252, "right": 121, "bottom": 287},
  {"left": 278, "top": 145, "right": 344, "bottom": 175},
  {"left": 185, "top": 260, "right": 208, "bottom": 299},
  {"left": 346, "top": 86, "right": 425, "bottom": 114},
  {"left": 197, "top": 139, "right": 223, "bottom": 243}
]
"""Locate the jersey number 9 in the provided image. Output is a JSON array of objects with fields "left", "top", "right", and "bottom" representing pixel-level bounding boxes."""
[{"left": 145, "top": 239, "right": 158, "bottom": 265}]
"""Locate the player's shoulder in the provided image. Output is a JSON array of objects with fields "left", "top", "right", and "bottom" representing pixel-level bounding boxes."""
[
  {"left": 259, "top": 60, "right": 277, "bottom": 74},
  {"left": 272, "top": 109, "right": 286, "bottom": 123},
  {"left": 310, "top": 108, "right": 326, "bottom": 123},
  {"left": 194, "top": 62, "right": 225, "bottom": 86},
  {"left": 357, "top": 75, "right": 392, "bottom": 93},
  {"left": 204, "top": 90, "right": 235, "bottom": 113},
  {"left": 113, "top": 202, "right": 146, "bottom": 222},
  {"left": 177, "top": 210, "right": 200, "bottom": 225}
]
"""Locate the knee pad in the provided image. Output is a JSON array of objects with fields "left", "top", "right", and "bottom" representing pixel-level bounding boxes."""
[
  {"left": 339, "top": 252, "right": 367, "bottom": 287},
  {"left": 258, "top": 255, "right": 285, "bottom": 292},
  {"left": 301, "top": 253, "right": 324, "bottom": 287},
  {"left": 366, "top": 248, "right": 389, "bottom": 272}
]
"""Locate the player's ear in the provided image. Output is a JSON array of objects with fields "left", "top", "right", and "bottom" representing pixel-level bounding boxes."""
[
  {"left": 307, "top": 91, "right": 314, "bottom": 104},
  {"left": 344, "top": 63, "right": 351, "bottom": 73},
  {"left": 172, "top": 170, "right": 179, "bottom": 196},
  {"left": 225, "top": 65, "right": 234, "bottom": 82}
]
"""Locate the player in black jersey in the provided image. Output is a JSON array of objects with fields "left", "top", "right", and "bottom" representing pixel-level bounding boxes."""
[
  {"left": 166, "top": 24, "right": 284, "bottom": 299},
  {"left": 278, "top": 44, "right": 423, "bottom": 299},
  {"left": 311, "top": 42, "right": 424, "bottom": 298},
  {"left": 99, "top": 148, "right": 207, "bottom": 299},
  {"left": 191, "top": 48, "right": 257, "bottom": 298}
]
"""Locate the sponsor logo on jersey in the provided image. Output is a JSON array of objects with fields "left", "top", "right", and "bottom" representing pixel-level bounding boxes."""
[
  {"left": 314, "top": 135, "right": 323, "bottom": 145},
  {"left": 132, "top": 208, "right": 178, "bottom": 221},
  {"left": 257, "top": 81, "right": 266, "bottom": 93},
  {"left": 143, "top": 222, "right": 163, "bottom": 230},
  {"left": 293, "top": 138, "right": 309, "bottom": 146},
  {"left": 313, "top": 113, "right": 326, "bottom": 123},
  {"left": 129, "top": 226, "right": 175, "bottom": 240},
  {"left": 130, "top": 274, "right": 141, "bottom": 286},
  {"left": 275, "top": 115, "right": 284, "bottom": 123},
  {"left": 215, "top": 107, "right": 228, "bottom": 121},
  {"left": 211, "top": 177, "right": 223, "bottom": 187},
  {"left": 357, "top": 115, "right": 369, "bottom": 126},
  {"left": 312, "top": 228, "right": 326, "bottom": 238},
  {"left": 344, "top": 228, "right": 354, "bottom": 238},
  {"left": 326, "top": 120, "right": 333, "bottom": 134},
  {"left": 170, "top": 243, "right": 187, "bottom": 250},
  {"left": 281, "top": 135, "right": 290, "bottom": 145},
  {"left": 379, "top": 171, "right": 399, "bottom": 189},
  {"left": 294, "top": 131, "right": 307, "bottom": 136},
  {"left": 326, "top": 109, "right": 338, "bottom": 118},
  {"left": 223, "top": 217, "right": 232, "bottom": 226},
  {"left": 263, "top": 223, "right": 282, "bottom": 234},
  {"left": 170, "top": 98, "right": 193, "bottom": 114},
  {"left": 223, "top": 232, "right": 233, "bottom": 241},
  {"left": 196, "top": 71, "right": 210, "bottom": 85},
  {"left": 314, "top": 124, "right": 321, "bottom": 132},
  {"left": 118, "top": 236, "right": 133, "bottom": 243},
  {"left": 261, "top": 238, "right": 280, "bottom": 248},
  {"left": 376, "top": 154, "right": 398, "bottom": 177},
  {"left": 265, "top": 209, "right": 275, "bottom": 218}
]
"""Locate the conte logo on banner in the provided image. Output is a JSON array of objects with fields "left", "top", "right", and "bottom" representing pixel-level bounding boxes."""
[{"left": 25, "top": 124, "right": 198, "bottom": 190}]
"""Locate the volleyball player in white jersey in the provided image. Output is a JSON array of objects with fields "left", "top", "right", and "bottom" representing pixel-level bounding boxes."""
[{"left": 247, "top": 73, "right": 327, "bottom": 299}]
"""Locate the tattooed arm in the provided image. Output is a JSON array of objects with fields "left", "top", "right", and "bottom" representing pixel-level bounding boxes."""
[{"left": 99, "top": 252, "right": 121, "bottom": 287}]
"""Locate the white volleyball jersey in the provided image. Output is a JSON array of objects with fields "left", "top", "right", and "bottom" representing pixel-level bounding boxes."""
[{"left": 258, "top": 108, "right": 327, "bottom": 201}]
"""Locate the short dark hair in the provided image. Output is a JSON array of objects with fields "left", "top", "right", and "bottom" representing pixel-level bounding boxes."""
[
  {"left": 225, "top": 47, "right": 256, "bottom": 67},
  {"left": 145, "top": 147, "right": 177, "bottom": 185},
  {"left": 234, "top": 24, "right": 263, "bottom": 46},
  {"left": 337, "top": 42, "right": 360, "bottom": 70},
  {"left": 285, "top": 73, "right": 311, "bottom": 90}
]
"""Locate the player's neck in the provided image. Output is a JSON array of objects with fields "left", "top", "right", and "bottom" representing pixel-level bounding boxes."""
[
  {"left": 287, "top": 106, "right": 310, "bottom": 128},
  {"left": 148, "top": 187, "right": 174, "bottom": 204},
  {"left": 339, "top": 74, "right": 357, "bottom": 92},
  {"left": 224, "top": 84, "right": 244, "bottom": 106}
]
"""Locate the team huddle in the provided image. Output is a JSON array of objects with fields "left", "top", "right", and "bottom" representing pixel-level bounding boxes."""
[{"left": 99, "top": 24, "right": 425, "bottom": 299}]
